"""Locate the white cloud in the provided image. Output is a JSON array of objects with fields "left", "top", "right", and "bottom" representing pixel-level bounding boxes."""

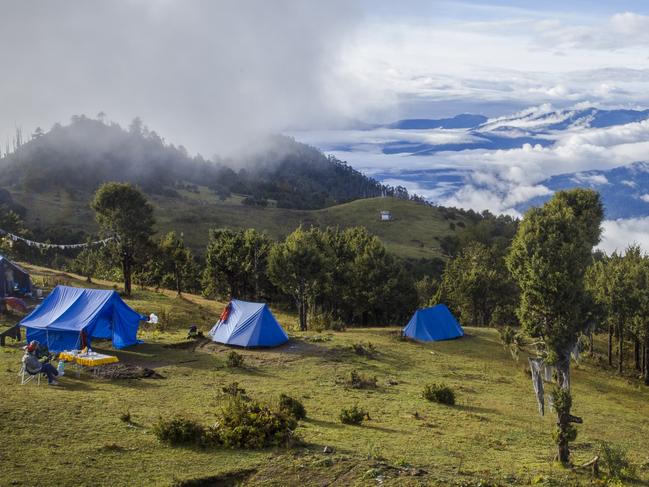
[
  {"left": 640, "top": 194, "right": 649, "bottom": 202},
  {"left": 572, "top": 173, "right": 609, "bottom": 185},
  {"left": 599, "top": 217, "right": 649, "bottom": 254}
]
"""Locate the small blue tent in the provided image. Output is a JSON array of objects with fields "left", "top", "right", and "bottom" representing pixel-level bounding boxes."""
[
  {"left": 0, "top": 255, "right": 32, "bottom": 298},
  {"left": 20, "top": 285, "right": 146, "bottom": 352},
  {"left": 403, "top": 304, "right": 464, "bottom": 342},
  {"left": 208, "top": 299, "right": 288, "bottom": 347}
]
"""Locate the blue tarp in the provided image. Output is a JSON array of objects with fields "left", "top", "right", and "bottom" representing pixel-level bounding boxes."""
[
  {"left": 0, "top": 254, "right": 32, "bottom": 298},
  {"left": 20, "top": 285, "right": 145, "bottom": 352},
  {"left": 208, "top": 299, "right": 288, "bottom": 347},
  {"left": 403, "top": 304, "right": 464, "bottom": 342}
]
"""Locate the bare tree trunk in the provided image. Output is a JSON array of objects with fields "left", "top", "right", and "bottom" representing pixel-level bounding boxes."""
[
  {"left": 175, "top": 266, "right": 181, "bottom": 296},
  {"left": 634, "top": 338, "right": 641, "bottom": 371},
  {"left": 608, "top": 323, "right": 613, "bottom": 366},
  {"left": 618, "top": 323, "right": 624, "bottom": 375},
  {"left": 644, "top": 343, "right": 649, "bottom": 386},
  {"left": 122, "top": 253, "right": 132, "bottom": 297}
]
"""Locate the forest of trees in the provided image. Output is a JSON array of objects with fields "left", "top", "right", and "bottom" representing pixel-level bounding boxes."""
[{"left": 0, "top": 115, "right": 412, "bottom": 210}]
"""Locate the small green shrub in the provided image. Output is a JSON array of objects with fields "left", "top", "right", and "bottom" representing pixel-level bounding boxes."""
[
  {"left": 348, "top": 370, "right": 378, "bottom": 389},
  {"left": 423, "top": 383, "right": 456, "bottom": 405},
  {"left": 309, "top": 312, "right": 346, "bottom": 332},
  {"left": 278, "top": 394, "right": 307, "bottom": 420},
  {"left": 221, "top": 382, "right": 247, "bottom": 398},
  {"left": 153, "top": 416, "right": 205, "bottom": 446},
  {"left": 598, "top": 441, "right": 636, "bottom": 481},
  {"left": 226, "top": 350, "right": 244, "bottom": 368},
  {"left": 214, "top": 395, "right": 298, "bottom": 449},
  {"left": 339, "top": 404, "right": 367, "bottom": 425},
  {"left": 351, "top": 342, "right": 377, "bottom": 358}
]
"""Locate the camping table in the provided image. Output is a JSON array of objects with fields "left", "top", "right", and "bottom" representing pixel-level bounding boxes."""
[{"left": 59, "top": 351, "right": 119, "bottom": 376}]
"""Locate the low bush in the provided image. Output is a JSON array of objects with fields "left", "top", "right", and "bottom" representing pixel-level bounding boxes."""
[
  {"left": 153, "top": 416, "right": 205, "bottom": 446},
  {"left": 423, "top": 383, "right": 456, "bottom": 405},
  {"left": 212, "top": 394, "right": 298, "bottom": 449},
  {"left": 348, "top": 370, "right": 378, "bottom": 389},
  {"left": 221, "top": 382, "right": 247, "bottom": 398},
  {"left": 119, "top": 411, "right": 132, "bottom": 423},
  {"left": 309, "top": 312, "right": 346, "bottom": 332},
  {"left": 598, "top": 441, "right": 636, "bottom": 481},
  {"left": 278, "top": 394, "right": 307, "bottom": 420},
  {"left": 339, "top": 404, "right": 367, "bottom": 425},
  {"left": 156, "top": 395, "right": 299, "bottom": 450},
  {"left": 351, "top": 342, "right": 377, "bottom": 358},
  {"left": 226, "top": 351, "right": 244, "bottom": 368}
]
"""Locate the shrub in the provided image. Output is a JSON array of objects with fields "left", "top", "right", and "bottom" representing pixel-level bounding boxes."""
[
  {"left": 598, "top": 441, "right": 636, "bottom": 481},
  {"left": 309, "top": 311, "right": 346, "bottom": 332},
  {"left": 153, "top": 416, "right": 205, "bottom": 446},
  {"left": 423, "top": 383, "right": 456, "bottom": 405},
  {"left": 351, "top": 342, "right": 377, "bottom": 358},
  {"left": 119, "top": 411, "right": 132, "bottom": 423},
  {"left": 226, "top": 351, "right": 244, "bottom": 368},
  {"left": 213, "top": 394, "right": 298, "bottom": 449},
  {"left": 221, "top": 382, "right": 247, "bottom": 398},
  {"left": 340, "top": 404, "right": 367, "bottom": 425},
  {"left": 348, "top": 370, "right": 378, "bottom": 389},
  {"left": 278, "top": 394, "right": 307, "bottom": 420}
]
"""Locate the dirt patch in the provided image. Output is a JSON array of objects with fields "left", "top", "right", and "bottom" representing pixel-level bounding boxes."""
[
  {"left": 164, "top": 337, "right": 211, "bottom": 351},
  {"left": 172, "top": 469, "right": 256, "bottom": 487},
  {"left": 92, "top": 363, "right": 164, "bottom": 380}
]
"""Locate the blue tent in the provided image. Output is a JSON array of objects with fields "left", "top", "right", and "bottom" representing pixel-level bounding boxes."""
[
  {"left": 20, "top": 285, "right": 146, "bottom": 352},
  {"left": 403, "top": 304, "right": 464, "bottom": 342},
  {"left": 208, "top": 299, "right": 288, "bottom": 347},
  {"left": 0, "top": 255, "right": 32, "bottom": 298}
]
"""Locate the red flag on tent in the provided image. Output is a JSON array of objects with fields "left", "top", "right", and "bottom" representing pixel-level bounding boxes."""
[
  {"left": 4, "top": 297, "right": 28, "bottom": 313},
  {"left": 219, "top": 302, "right": 232, "bottom": 323}
]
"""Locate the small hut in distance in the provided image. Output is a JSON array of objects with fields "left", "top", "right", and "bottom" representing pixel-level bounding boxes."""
[{"left": 379, "top": 210, "right": 393, "bottom": 221}]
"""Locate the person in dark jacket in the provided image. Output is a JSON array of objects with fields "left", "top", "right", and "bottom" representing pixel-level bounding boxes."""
[{"left": 22, "top": 340, "right": 59, "bottom": 385}]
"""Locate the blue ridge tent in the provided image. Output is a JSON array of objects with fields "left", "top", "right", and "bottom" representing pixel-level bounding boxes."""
[
  {"left": 208, "top": 299, "right": 288, "bottom": 347},
  {"left": 0, "top": 254, "right": 32, "bottom": 298},
  {"left": 20, "top": 285, "right": 146, "bottom": 352},
  {"left": 402, "top": 304, "right": 464, "bottom": 342}
]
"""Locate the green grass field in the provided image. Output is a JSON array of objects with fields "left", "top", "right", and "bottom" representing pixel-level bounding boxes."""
[
  {"left": 1, "top": 267, "right": 648, "bottom": 486},
  {"left": 10, "top": 189, "right": 464, "bottom": 259}
]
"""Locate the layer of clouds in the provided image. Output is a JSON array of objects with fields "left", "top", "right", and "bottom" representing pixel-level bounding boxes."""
[
  {"left": 599, "top": 217, "right": 649, "bottom": 254},
  {"left": 0, "top": 0, "right": 366, "bottom": 157}
]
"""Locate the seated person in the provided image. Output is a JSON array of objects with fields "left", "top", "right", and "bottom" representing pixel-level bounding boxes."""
[
  {"left": 22, "top": 340, "right": 59, "bottom": 386},
  {"left": 187, "top": 325, "right": 203, "bottom": 339}
]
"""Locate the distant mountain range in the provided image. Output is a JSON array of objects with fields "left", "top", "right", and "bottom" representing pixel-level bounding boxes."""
[
  {"left": 520, "top": 161, "right": 649, "bottom": 219},
  {"left": 295, "top": 106, "right": 649, "bottom": 219}
]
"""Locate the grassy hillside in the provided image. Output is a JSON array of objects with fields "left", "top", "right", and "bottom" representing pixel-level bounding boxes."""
[
  {"left": 1, "top": 266, "right": 648, "bottom": 486},
  {"left": 10, "top": 188, "right": 466, "bottom": 259}
]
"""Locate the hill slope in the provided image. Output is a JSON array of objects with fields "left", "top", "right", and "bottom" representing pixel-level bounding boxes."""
[
  {"left": 1, "top": 266, "right": 647, "bottom": 486},
  {"left": 0, "top": 116, "right": 393, "bottom": 210},
  {"left": 9, "top": 185, "right": 466, "bottom": 259}
]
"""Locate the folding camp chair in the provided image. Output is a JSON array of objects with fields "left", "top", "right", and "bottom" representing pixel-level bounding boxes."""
[{"left": 18, "top": 364, "right": 41, "bottom": 386}]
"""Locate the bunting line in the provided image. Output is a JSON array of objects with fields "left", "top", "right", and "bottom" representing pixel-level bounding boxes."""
[{"left": 0, "top": 228, "right": 115, "bottom": 250}]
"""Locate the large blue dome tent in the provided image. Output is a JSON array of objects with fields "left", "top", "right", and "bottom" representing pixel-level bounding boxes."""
[
  {"left": 208, "top": 299, "right": 289, "bottom": 347},
  {"left": 403, "top": 304, "right": 464, "bottom": 341},
  {"left": 20, "top": 285, "right": 146, "bottom": 352}
]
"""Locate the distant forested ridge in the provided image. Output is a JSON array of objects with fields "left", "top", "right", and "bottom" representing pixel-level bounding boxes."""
[{"left": 0, "top": 115, "right": 408, "bottom": 209}]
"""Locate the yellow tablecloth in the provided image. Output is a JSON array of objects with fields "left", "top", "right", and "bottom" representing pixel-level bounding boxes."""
[{"left": 59, "top": 351, "right": 119, "bottom": 367}]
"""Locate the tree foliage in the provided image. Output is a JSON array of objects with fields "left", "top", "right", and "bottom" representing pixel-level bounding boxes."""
[
  {"left": 506, "top": 189, "right": 603, "bottom": 465},
  {"left": 436, "top": 242, "right": 518, "bottom": 327},
  {"left": 91, "top": 182, "right": 155, "bottom": 296}
]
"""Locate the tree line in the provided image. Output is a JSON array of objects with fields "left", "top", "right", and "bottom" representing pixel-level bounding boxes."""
[{"left": 53, "top": 182, "right": 415, "bottom": 330}]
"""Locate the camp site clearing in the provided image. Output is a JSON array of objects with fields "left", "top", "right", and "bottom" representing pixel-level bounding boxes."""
[{"left": 1, "top": 265, "right": 648, "bottom": 487}]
